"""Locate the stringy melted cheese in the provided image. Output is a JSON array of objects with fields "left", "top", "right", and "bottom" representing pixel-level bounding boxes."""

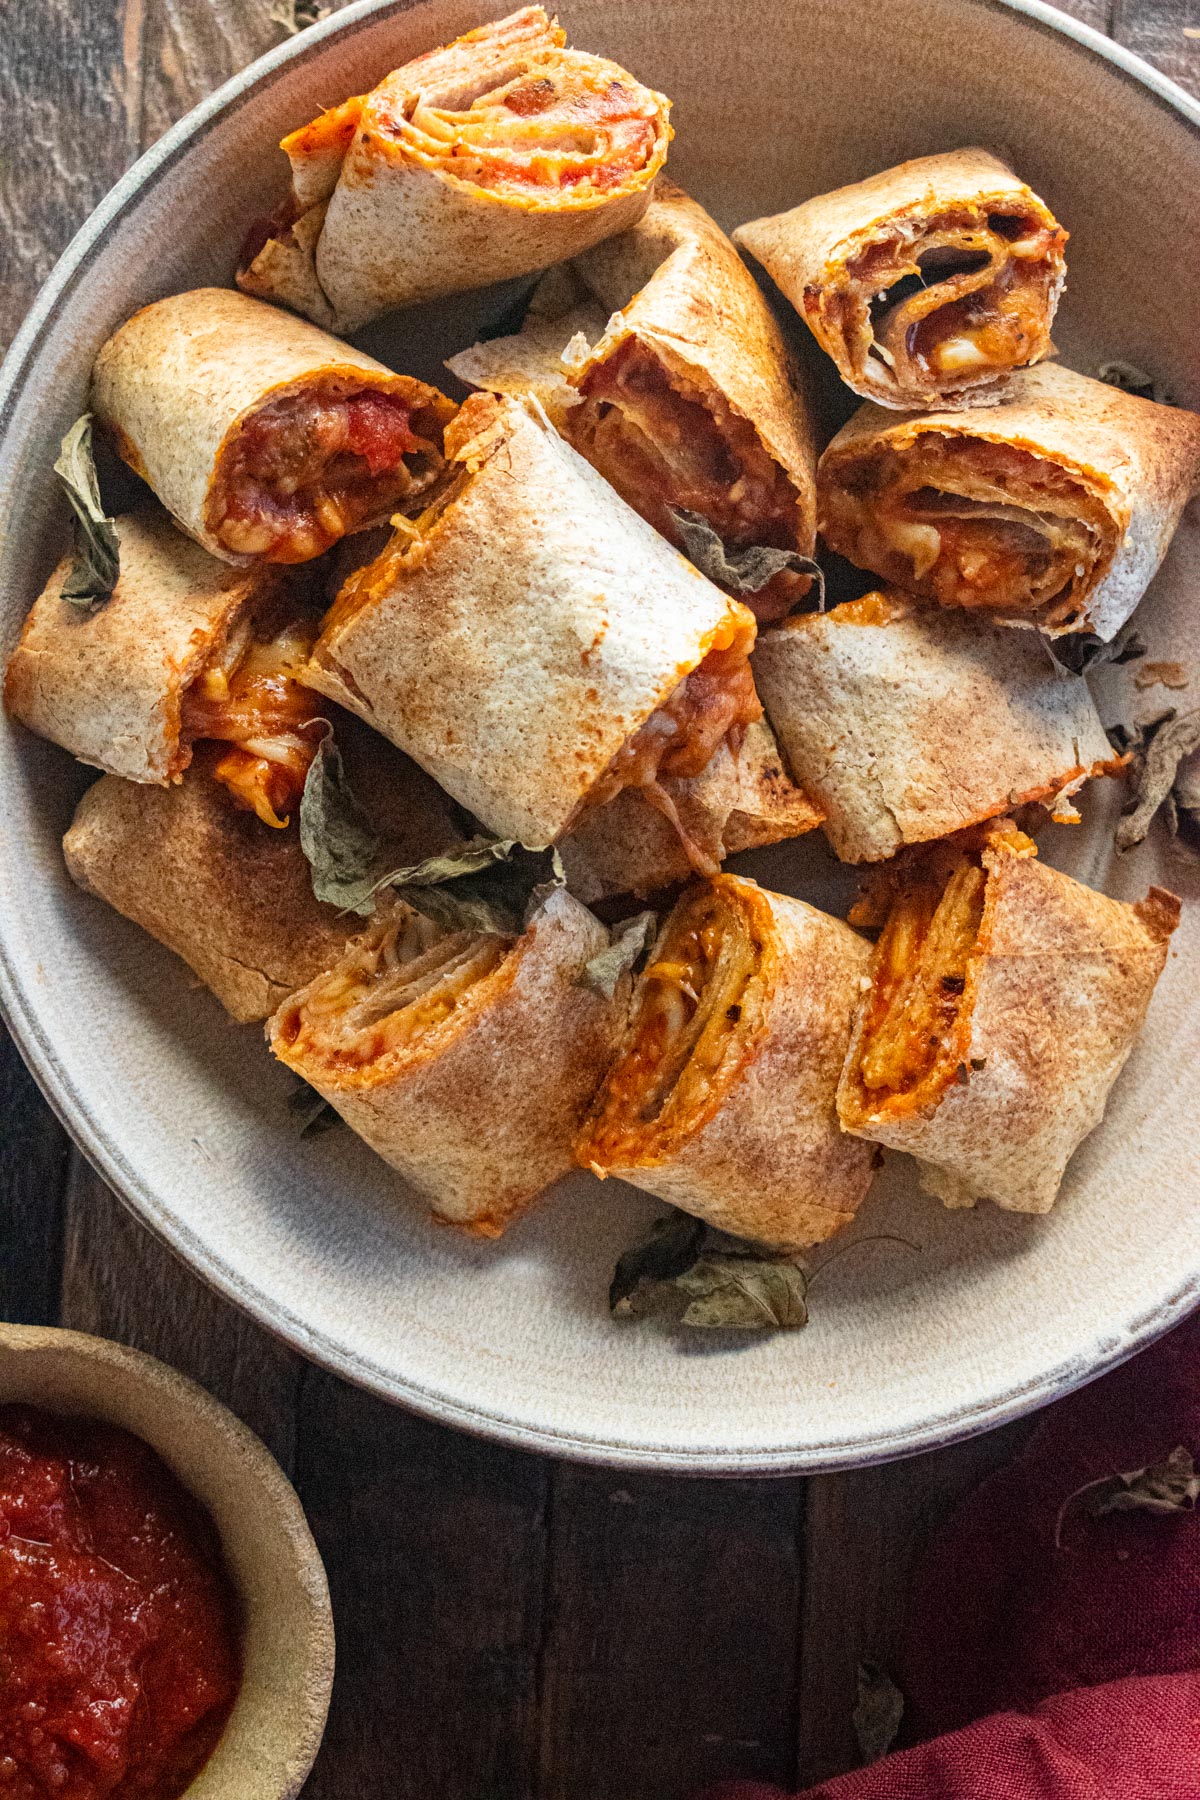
[
  {"left": 276, "top": 908, "right": 513, "bottom": 1077},
  {"left": 580, "top": 878, "right": 766, "bottom": 1167}
]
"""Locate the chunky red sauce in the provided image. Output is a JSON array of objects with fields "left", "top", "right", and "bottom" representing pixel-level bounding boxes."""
[{"left": 0, "top": 1405, "right": 241, "bottom": 1800}]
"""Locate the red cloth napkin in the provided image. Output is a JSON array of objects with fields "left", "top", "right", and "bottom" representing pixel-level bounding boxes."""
[{"left": 702, "top": 1311, "right": 1200, "bottom": 1798}]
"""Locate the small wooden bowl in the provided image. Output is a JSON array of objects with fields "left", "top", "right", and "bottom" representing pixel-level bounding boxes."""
[{"left": 0, "top": 1323, "right": 334, "bottom": 1799}]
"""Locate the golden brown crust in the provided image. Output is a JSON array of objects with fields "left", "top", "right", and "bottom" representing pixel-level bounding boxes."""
[
  {"left": 579, "top": 874, "right": 876, "bottom": 1249},
  {"left": 837, "top": 831, "right": 1181, "bottom": 1212},
  {"left": 817, "top": 363, "right": 1200, "bottom": 639},
  {"left": 268, "top": 889, "right": 627, "bottom": 1235},
  {"left": 734, "top": 148, "right": 1066, "bottom": 408},
  {"left": 752, "top": 588, "right": 1115, "bottom": 862},
  {"left": 4, "top": 512, "right": 275, "bottom": 784}
]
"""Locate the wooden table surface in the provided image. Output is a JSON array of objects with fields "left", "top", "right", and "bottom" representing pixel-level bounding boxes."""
[{"left": 1, "top": 3, "right": 1196, "bottom": 1794}]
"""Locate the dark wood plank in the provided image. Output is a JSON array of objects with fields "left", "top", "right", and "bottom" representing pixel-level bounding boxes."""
[
  {"left": 0, "top": 0, "right": 131, "bottom": 350},
  {"left": 1047, "top": 0, "right": 1113, "bottom": 30},
  {"left": 296, "top": 1372, "right": 550, "bottom": 1800},
  {"left": 794, "top": 1422, "right": 1033, "bottom": 1787},
  {"left": 536, "top": 1467, "right": 803, "bottom": 1800},
  {"left": 0, "top": 1030, "right": 69, "bottom": 1325},
  {"left": 59, "top": 1157, "right": 303, "bottom": 1470},
  {"left": 1112, "top": 0, "right": 1200, "bottom": 92}
]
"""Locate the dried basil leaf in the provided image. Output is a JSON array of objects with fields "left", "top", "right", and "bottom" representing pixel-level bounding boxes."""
[
  {"left": 299, "top": 729, "right": 382, "bottom": 915},
  {"left": 1046, "top": 623, "right": 1146, "bottom": 677},
  {"left": 1097, "top": 359, "right": 1172, "bottom": 406},
  {"left": 382, "top": 837, "right": 566, "bottom": 936},
  {"left": 53, "top": 415, "right": 120, "bottom": 608},
  {"left": 1114, "top": 708, "right": 1200, "bottom": 852},
  {"left": 668, "top": 506, "right": 825, "bottom": 607},
  {"left": 676, "top": 1254, "right": 809, "bottom": 1329},
  {"left": 287, "top": 1077, "right": 342, "bottom": 1138},
  {"left": 580, "top": 911, "right": 657, "bottom": 1000},
  {"left": 609, "top": 1210, "right": 707, "bottom": 1316},
  {"left": 853, "top": 1664, "right": 904, "bottom": 1765},
  {"left": 1055, "top": 1446, "right": 1200, "bottom": 1547}
]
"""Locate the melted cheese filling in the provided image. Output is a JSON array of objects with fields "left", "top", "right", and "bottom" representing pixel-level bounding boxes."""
[
  {"left": 822, "top": 436, "right": 1112, "bottom": 630},
  {"left": 388, "top": 53, "right": 663, "bottom": 199},
  {"left": 580, "top": 881, "right": 764, "bottom": 1166},
  {"left": 181, "top": 612, "right": 322, "bottom": 827},
  {"left": 276, "top": 909, "right": 511, "bottom": 1075},
  {"left": 839, "top": 207, "right": 1063, "bottom": 395},
  {"left": 209, "top": 381, "right": 444, "bottom": 563},
  {"left": 566, "top": 338, "right": 805, "bottom": 622}
]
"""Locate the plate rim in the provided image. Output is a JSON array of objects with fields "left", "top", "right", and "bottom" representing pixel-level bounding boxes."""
[{"left": 1, "top": 0, "right": 1197, "bottom": 1474}]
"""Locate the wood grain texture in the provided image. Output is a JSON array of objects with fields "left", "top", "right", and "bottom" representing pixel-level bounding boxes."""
[
  {"left": 59, "top": 1157, "right": 303, "bottom": 1469},
  {"left": 0, "top": 1028, "right": 69, "bottom": 1326},
  {"left": 296, "top": 1372, "right": 550, "bottom": 1800},
  {"left": 537, "top": 1467, "right": 803, "bottom": 1800},
  {"left": 1113, "top": 0, "right": 1200, "bottom": 90}
]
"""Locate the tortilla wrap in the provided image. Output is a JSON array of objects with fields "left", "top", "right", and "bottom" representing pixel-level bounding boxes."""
[
  {"left": 578, "top": 873, "right": 877, "bottom": 1250},
  {"left": 302, "top": 392, "right": 759, "bottom": 848},
  {"left": 268, "top": 887, "right": 627, "bottom": 1236},
  {"left": 4, "top": 511, "right": 285, "bottom": 784},
  {"left": 734, "top": 148, "right": 1067, "bottom": 409},
  {"left": 449, "top": 183, "right": 819, "bottom": 619},
  {"left": 92, "top": 288, "right": 453, "bottom": 565},
  {"left": 238, "top": 7, "right": 671, "bottom": 334},
  {"left": 752, "top": 589, "right": 1116, "bottom": 863},
  {"left": 817, "top": 362, "right": 1200, "bottom": 639},
  {"left": 837, "top": 824, "right": 1180, "bottom": 1212}
]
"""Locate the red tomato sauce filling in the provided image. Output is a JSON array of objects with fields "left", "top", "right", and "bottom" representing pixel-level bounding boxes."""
[
  {"left": 0, "top": 1404, "right": 241, "bottom": 1800},
  {"left": 210, "top": 384, "right": 444, "bottom": 564}
]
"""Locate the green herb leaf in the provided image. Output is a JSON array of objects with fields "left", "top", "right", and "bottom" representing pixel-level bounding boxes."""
[
  {"left": 1114, "top": 708, "right": 1200, "bottom": 853},
  {"left": 380, "top": 837, "right": 566, "bottom": 936},
  {"left": 1055, "top": 1446, "right": 1200, "bottom": 1547},
  {"left": 1047, "top": 622, "right": 1146, "bottom": 677},
  {"left": 676, "top": 1254, "right": 809, "bottom": 1329},
  {"left": 53, "top": 415, "right": 120, "bottom": 609},
  {"left": 853, "top": 1664, "right": 904, "bottom": 1765},
  {"left": 286, "top": 1077, "right": 342, "bottom": 1138},
  {"left": 668, "top": 506, "right": 825, "bottom": 607},
  {"left": 1097, "top": 359, "right": 1173, "bottom": 406},
  {"left": 580, "top": 911, "right": 657, "bottom": 1000},
  {"left": 609, "top": 1210, "right": 707, "bottom": 1316},
  {"left": 299, "top": 729, "right": 382, "bottom": 915}
]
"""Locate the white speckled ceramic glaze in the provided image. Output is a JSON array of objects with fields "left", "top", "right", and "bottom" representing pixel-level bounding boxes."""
[
  {"left": 0, "top": 1325, "right": 334, "bottom": 1796},
  {"left": 1, "top": 0, "right": 1198, "bottom": 1473}
]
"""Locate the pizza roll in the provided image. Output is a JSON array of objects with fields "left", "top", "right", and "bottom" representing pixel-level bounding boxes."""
[
  {"left": 450, "top": 183, "right": 819, "bottom": 620},
  {"left": 92, "top": 289, "right": 453, "bottom": 565},
  {"left": 238, "top": 7, "right": 671, "bottom": 334},
  {"left": 302, "top": 393, "right": 761, "bottom": 854},
  {"left": 559, "top": 718, "right": 822, "bottom": 902},
  {"left": 817, "top": 363, "right": 1200, "bottom": 639},
  {"left": 752, "top": 589, "right": 1116, "bottom": 863},
  {"left": 734, "top": 148, "right": 1066, "bottom": 409},
  {"left": 269, "top": 889, "right": 626, "bottom": 1236},
  {"left": 837, "top": 824, "right": 1180, "bottom": 1212},
  {"left": 577, "top": 873, "right": 877, "bottom": 1250}
]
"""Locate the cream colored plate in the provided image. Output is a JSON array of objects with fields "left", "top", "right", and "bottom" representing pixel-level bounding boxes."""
[{"left": 1, "top": 0, "right": 1197, "bottom": 1471}]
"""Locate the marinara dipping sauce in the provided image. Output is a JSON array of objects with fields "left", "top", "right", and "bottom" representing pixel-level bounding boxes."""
[{"left": 0, "top": 1404, "right": 241, "bottom": 1800}]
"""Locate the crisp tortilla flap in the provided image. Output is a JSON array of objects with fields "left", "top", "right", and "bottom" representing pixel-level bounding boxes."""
[
  {"left": 4, "top": 511, "right": 273, "bottom": 784},
  {"left": 753, "top": 587, "right": 1115, "bottom": 862}
]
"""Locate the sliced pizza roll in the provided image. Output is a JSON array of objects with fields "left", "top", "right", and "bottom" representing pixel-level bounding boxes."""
[
  {"left": 817, "top": 363, "right": 1200, "bottom": 639},
  {"left": 577, "top": 873, "right": 877, "bottom": 1250},
  {"left": 734, "top": 149, "right": 1066, "bottom": 409},
  {"left": 238, "top": 7, "right": 671, "bottom": 334},
  {"left": 752, "top": 589, "right": 1116, "bottom": 863},
  {"left": 92, "top": 289, "right": 453, "bottom": 565},
  {"left": 450, "top": 183, "right": 820, "bottom": 620},
  {"left": 269, "top": 889, "right": 627, "bottom": 1236},
  {"left": 303, "top": 393, "right": 761, "bottom": 856},
  {"left": 837, "top": 823, "right": 1180, "bottom": 1212}
]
